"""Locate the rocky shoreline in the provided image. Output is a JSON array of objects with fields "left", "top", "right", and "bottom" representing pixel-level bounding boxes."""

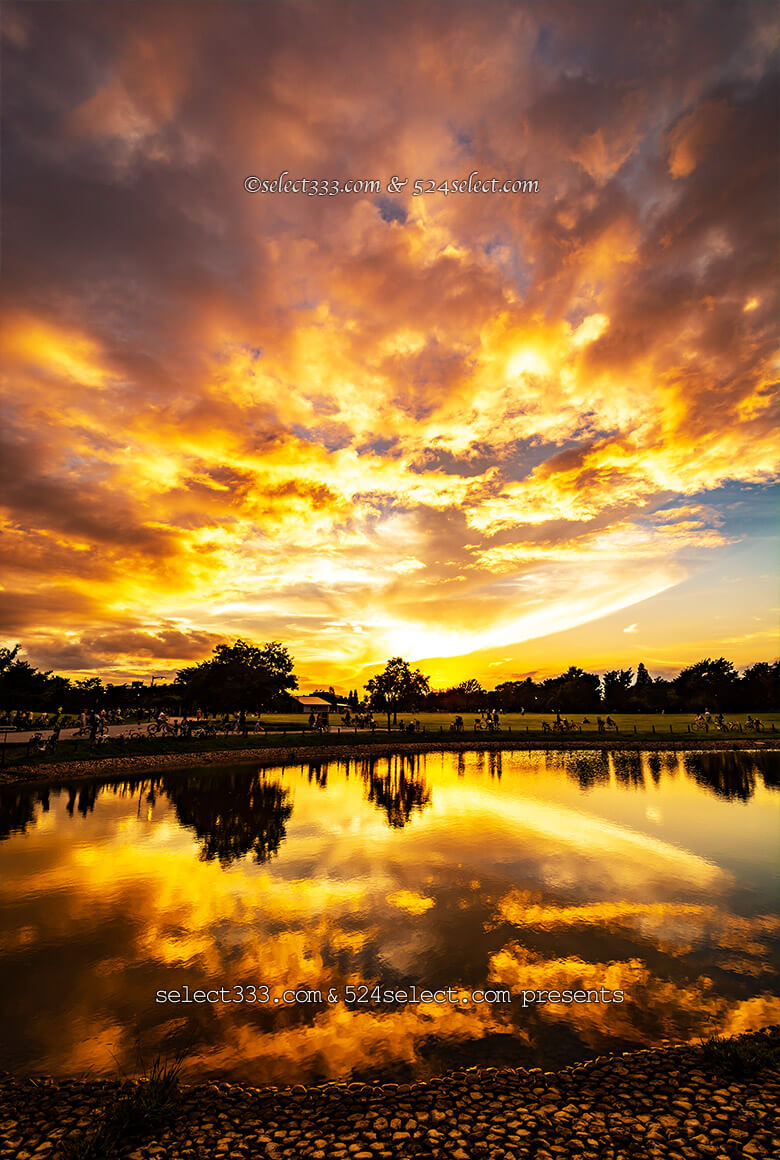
[
  {"left": 1, "top": 1034, "right": 778, "bottom": 1159},
  {"left": 2, "top": 735, "right": 778, "bottom": 791}
]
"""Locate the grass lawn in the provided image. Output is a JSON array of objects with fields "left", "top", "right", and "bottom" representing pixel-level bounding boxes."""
[
  {"left": 342, "top": 711, "right": 780, "bottom": 733},
  {"left": 184, "top": 710, "right": 780, "bottom": 732}
]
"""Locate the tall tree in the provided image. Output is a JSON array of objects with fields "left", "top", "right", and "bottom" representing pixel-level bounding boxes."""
[
  {"left": 673, "top": 657, "right": 738, "bottom": 712},
  {"left": 602, "top": 668, "right": 634, "bottom": 711},
  {"left": 0, "top": 645, "right": 21, "bottom": 673},
  {"left": 365, "top": 657, "right": 430, "bottom": 728},
  {"left": 740, "top": 661, "right": 780, "bottom": 711},
  {"left": 175, "top": 639, "right": 297, "bottom": 712},
  {"left": 542, "top": 666, "right": 602, "bottom": 712},
  {"left": 493, "top": 677, "right": 539, "bottom": 712},
  {"left": 0, "top": 645, "right": 71, "bottom": 712}
]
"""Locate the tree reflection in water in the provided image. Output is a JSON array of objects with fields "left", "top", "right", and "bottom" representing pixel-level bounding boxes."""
[
  {"left": 360, "top": 754, "right": 432, "bottom": 828},
  {"left": 0, "top": 786, "right": 49, "bottom": 842},
  {"left": 66, "top": 782, "right": 99, "bottom": 818},
  {"left": 564, "top": 752, "right": 610, "bottom": 790},
  {"left": 612, "top": 751, "right": 644, "bottom": 788},
  {"left": 164, "top": 771, "right": 293, "bottom": 865},
  {"left": 681, "top": 751, "right": 764, "bottom": 802},
  {"left": 307, "top": 763, "right": 328, "bottom": 788},
  {"left": 0, "top": 750, "right": 777, "bottom": 846}
]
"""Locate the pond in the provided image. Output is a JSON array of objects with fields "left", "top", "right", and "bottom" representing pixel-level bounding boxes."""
[{"left": 0, "top": 749, "right": 778, "bottom": 1085}]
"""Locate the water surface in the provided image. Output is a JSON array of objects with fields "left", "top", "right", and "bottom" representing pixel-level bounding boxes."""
[{"left": 1, "top": 749, "right": 778, "bottom": 1084}]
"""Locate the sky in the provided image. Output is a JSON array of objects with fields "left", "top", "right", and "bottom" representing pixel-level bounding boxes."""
[{"left": 1, "top": 0, "right": 778, "bottom": 691}]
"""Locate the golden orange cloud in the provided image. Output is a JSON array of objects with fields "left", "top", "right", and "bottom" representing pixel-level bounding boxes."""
[{"left": 1, "top": 1, "right": 777, "bottom": 684}]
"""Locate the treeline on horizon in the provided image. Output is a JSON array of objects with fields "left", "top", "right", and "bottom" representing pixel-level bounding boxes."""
[{"left": 0, "top": 641, "right": 778, "bottom": 716}]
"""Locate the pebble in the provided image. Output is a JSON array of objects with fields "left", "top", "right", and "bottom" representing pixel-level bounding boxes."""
[{"left": 0, "top": 1032, "right": 776, "bottom": 1159}]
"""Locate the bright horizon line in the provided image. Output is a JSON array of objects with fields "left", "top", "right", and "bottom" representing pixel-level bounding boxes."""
[{"left": 13, "top": 647, "right": 777, "bottom": 695}]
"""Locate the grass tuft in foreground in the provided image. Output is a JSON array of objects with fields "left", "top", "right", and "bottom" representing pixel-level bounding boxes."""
[
  {"left": 61, "top": 1055, "right": 183, "bottom": 1159},
  {"left": 697, "top": 1027, "right": 780, "bottom": 1078}
]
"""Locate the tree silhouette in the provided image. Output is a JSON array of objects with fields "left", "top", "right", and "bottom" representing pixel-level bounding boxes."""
[
  {"left": 1, "top": 640, "right": 777, "bottom": 717},
  {"left": 0, "top": 644, "right": 71, "bottom": 713},
  {"left": 175, "top": 639, "right": 297, "bottom": 713},
  {"left": 673, "top": 657, "right": 738, "bottom": 711},
  {"left": 365, "top": 657, "right": 430, "bottom": 727},
  {"left": 493, "top": 677, "right": 538, "bottom": 712},
  {"left": 739, "top": 661, "right": 780, "bottom": 711},
  {"left": 540, "top": 666, "right": 601, "bottom": 712},
  {"left": 602, "top": 668, "right": 634, "bottom": 711}
]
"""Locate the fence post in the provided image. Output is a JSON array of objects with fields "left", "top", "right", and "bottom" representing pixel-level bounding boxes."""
[
  {"left": 670, "top": 724, "right": 673, "bottom": 733},
  {"left": 652, "top": 724, "right": 655, "bottom": 734}
]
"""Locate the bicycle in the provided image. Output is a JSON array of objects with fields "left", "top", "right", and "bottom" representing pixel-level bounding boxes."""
[{"left": 147, "top": 721, "right": 178, "bottom": 736}]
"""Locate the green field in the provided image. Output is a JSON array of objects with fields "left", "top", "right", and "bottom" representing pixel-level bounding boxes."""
[{"left": 256, "top": 710, "right": 780, "bottom": 732}]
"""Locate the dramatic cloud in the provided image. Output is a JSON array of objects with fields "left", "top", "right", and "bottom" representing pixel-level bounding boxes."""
[{"left": 1, "top": 1, "right": 777, "bottom": 684}]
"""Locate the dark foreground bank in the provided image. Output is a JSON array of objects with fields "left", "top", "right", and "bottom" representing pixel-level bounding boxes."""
[
  {"left": 2, "top": 735, "right": 779, "bottom": 792},
  {"left": 1, "top": 1030, "right": 778, "bottom": 1160}
]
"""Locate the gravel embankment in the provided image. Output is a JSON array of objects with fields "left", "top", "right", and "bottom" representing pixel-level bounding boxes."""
[{"left": 1, "top": 1036, "right": 778, "bottom": 1159}]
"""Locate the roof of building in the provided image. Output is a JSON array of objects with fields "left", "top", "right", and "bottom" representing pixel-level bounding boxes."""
[{"left": 294, "top": 695, "right": 333, "bottom": 708}]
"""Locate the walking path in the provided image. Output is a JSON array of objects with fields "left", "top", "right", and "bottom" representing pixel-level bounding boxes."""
[
  {"left": 1, "top": 722, "right": 377, "bottom": 746},
  {"left": 2, "top": 723, "right": 149, "bottom": 744}
]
